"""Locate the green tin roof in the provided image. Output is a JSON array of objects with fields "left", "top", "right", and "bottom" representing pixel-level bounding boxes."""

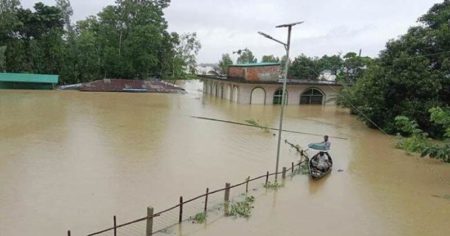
[
  {"left": 0, "top": 73, "right": 59, "bottom": 84},
  {"left": 231, "top": 62, "right": 281, "bottom": 67}
]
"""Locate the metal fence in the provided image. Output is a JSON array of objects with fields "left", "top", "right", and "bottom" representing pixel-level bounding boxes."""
[{"left": 68, "top": 156, "right": 307, "bottom": 236}]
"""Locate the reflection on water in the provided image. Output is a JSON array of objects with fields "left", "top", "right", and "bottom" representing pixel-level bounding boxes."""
[{"left": 0, "top": 81, "right": 449, "bottom": 236}]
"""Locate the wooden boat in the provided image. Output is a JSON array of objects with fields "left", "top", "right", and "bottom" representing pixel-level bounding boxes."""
[{"left": 309, "top": 152, "right": 333, "bottom": 180}]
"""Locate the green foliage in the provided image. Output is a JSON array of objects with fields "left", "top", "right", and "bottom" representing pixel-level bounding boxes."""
[
  {"left": 288, "top": 53, "right": 368, "bottom": 82},
  {"left": 218, "top": 53, "right": 233, "bottom": 74},
  {"left": 245, "top": 119, "right": 270, "bottom": 133},
  {"left": 228, "top": 196, "right": 255, "bottom": 218},
  {"left": 263, "top": 181, "right": 284, "bottom": 189},
  {"left": 173, "top": 33, "right": 201, "bottom": 78},
  {"left": 191, "top": 212, "right": 206, "bottom": 224},
  {"left": 395, "top": 116, "right": 429, "bottom": 153},
  {"left": 339, "top": 1, "right": 450, "bottom": 137},
  {"left": 297, "top": 162, "right": 310, "bottom": 175},
  {"left": 288, "top": 54, "right": 319, "bottom": 80},
  {"left": 394, "top": 116, "right": 426, "bottom": 136},
  {"left": 336, "top": 52, "right": 373, "bottom": 84},
  {"left": 236, "top": 48, "right": 257, "bottom": 64},
  {"left": 420, "top": 144, "right": 450, "bottom": 162},
  {"left": 395, "top": 108, "right": 450, "bottom": 162},
  {"left": 429, "top": 107, "right": 450, "bottom": 138},
  {"left": 0, "top": 45, "right": 6, "bottom": 71},
  {"left": 261, "top": 55, "right": 279, "bottom": 63},
  {"left": 0, "top": 0, "right": 199, "bottom": 83}
]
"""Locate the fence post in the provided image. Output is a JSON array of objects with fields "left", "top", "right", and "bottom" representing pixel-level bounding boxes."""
[
  {"left": 282, "top": 167, "right": 287, "bottom": 179},
  {"left": 179, "top": 196, "right": 183, "bottom": 223},
  {"left": 224, "top": 183, "right": 230, "bottom": 215},
  {"left": 291, "top": 162, "right": 294, "bottom": 174},
  {"left": 224, "top": 183, "right": 230, "bottom": 202},
  {"left": 113, "top": 216, "right": 117, "bottom": 236},
  {"left": 204, "top": 188, "right": 209, "bottom": 214},
  {"left": 245, "top": 176, "right": 250, "bottom": 193},
  {"left": 146, "top": 207, "right": 154, "bottom": 236},
  {"left": 67, "top": 230, "right": 71, "bottom": 236},
  {"left": 265, "top": 171, "right": 269, "bottom": 185}
]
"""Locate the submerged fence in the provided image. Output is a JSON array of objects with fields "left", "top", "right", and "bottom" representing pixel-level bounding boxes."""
[{"left": 68, "top": 157, "right": 307, "bottom": 236}]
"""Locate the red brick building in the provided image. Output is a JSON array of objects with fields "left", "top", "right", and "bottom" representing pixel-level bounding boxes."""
[{"left": 228, "top": 63, "right": 281, "bottom": 82}]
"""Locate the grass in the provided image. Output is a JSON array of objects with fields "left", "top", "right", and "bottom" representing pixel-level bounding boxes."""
[
  {"left": 191, "top": 212, "right": 206, "bottom": 224},
  {"left": 245, "top": 119, "right": 270, "bottom": 133},
  {"left": 263, "top": 181, "right": 284, "bottom": 189},
  {"left": 227, "top": 196, "right": 255, "bottom": 218}
]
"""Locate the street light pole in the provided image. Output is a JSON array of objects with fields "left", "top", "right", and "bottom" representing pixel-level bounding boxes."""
[{"left": 259, "top": 21, "right": 303, "bottom": 182}]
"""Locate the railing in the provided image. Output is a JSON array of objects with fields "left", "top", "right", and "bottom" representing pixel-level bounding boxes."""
[{"left": 67, "top": 154, "right": 308, "bottom": 236}]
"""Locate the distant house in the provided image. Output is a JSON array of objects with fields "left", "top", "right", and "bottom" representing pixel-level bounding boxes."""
[
  {"left": 200, "top": 63, "right": 342, "bottom": 105},
  {"left": 0, "top": 73, "right": 59, "bottom": 90},
  {"left": 318, "top": 70, "right": 337, "bottom": 81},
  {"left": 196, "top": 64, "right": 219, "bottom": 76}
]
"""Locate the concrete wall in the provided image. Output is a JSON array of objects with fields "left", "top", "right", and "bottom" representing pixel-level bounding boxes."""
[{"left": 202, "top": 78, "right": 341, "bottom": 105}]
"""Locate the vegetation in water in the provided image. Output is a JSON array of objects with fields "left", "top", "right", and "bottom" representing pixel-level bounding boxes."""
[
  {"left": 297, "top": 162, "right": 310, "bottom": 175},
  {"left": 191, "top": 212, "right": 206, "bottom": 224},
  {"left": 264, "top": 181, "right": 284, "bottom": 189},
  {"left": 245, "top": 119, "right": 270, "bottom": 133},
  {"left": 395, "top": 107, "right": 450, "bottom": 162},
  {"left": 337, "top": 1, "right": 450, "bottom": 137},
  {"left": 227, "top": 196, "right": 255, "bottom": 218}
]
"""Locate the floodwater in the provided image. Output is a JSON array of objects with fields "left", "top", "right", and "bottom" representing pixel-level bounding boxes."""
[{"left": 0, "top": 80, "right": 449, "bottom": 236}]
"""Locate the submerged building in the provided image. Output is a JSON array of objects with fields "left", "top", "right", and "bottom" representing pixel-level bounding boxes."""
[
  {"left": 0, "top": 73, "right": 59, "bottom": 90},
  {"left": 201, "top": 63, "right": 342, "bottom": 105}
]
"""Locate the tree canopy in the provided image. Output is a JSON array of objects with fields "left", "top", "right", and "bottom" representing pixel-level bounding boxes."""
[
  {"left": 218, "top": 53, "right": 233, "bottom": 74},
  {"left": 236, "top": 48, "right": 257, "bottom": 64},
  {"left": 338, "top": 0, "right": 450, "bottom": 137},
  {"left": 0, "top": 0, "right": 201, "bottom": 84}
]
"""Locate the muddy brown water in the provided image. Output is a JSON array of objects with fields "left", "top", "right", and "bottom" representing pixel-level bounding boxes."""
[{"left": 0, "top": 80, "right": 449, "bottom": 236}]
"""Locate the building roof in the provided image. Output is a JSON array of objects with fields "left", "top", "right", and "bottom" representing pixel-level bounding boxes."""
[
  {"left": 230, "top": 62, "right": 281, "bottom": 67},
  {"left": 0, "top": 73, "right": 59, "bottom": 84},
  {"left": 199, "top": 75, "right": 342, "bottom": 86}
]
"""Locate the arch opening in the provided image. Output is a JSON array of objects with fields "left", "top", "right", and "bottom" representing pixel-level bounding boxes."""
[{"left": 300, "top": 88, "right": 324, "bottom": 105}]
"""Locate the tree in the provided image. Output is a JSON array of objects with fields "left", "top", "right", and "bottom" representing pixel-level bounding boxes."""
[
  {"left": 395, "top": 106, "right": 450, "bottom": 162},
  {"left": 55, "top": 0, "right": 73, "bottom": 33},
  {"left": 0, "top": 45, "right": 6, "bottom": 71},
  {"left": 261, "top": 55, "right": 279, "bottom": 63},
  {"left": 336, "top": 52, "right": 372, "bottom": 84},
  {"left": 0, "top": 0, "right": 200, "bottom": 83},
  {"left": 218, "top": 53, "right": 233, "bottom": 74},
  {"left": 317, "top": 54, "right": 343, "bottom": 75},
  {"left": 236, "top": 48, "right": 257, "bottom": 64},
  {"left": 0, "top": 0, "right": 21, "bottom": 41},
  {"left": 339, "top": 1, "right": 450, "bottom": 137},
  {"left": 288, "top": 54, "right": 319, "bottom": 80},
  {"left": 174, "top": 32, "right": 201, "bottom": 76}
]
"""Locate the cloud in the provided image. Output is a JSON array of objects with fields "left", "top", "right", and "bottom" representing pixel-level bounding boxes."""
[{"left": 20, "top": 0, "right": 442, "bottom": 63}]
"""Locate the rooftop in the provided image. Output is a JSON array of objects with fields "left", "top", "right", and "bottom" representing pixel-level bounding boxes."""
[
  {"left": 0, "top": 73, "right": 59, "bottom": 84},
  {"left": 230, "top": 62, "right": 281, "bottom": 67}
]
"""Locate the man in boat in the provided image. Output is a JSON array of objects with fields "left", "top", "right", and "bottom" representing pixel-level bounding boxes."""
[
  {"left": 309, "top": 135, "right": 332, "bottom": 171},
  {"left": 322, "top": 135, "right": 331, "bottom": 151},
  {"left": 308, "top": 135, "right": 331, "bottom": 153},
  {"left": 314, "top": 152, "right": 331, "bottom": 171}
]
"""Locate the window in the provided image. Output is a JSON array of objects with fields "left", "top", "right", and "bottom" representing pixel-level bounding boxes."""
[
  {"left": 300, "top": 88, "right": 323, "bottom": 105},
  {"left": 273, "top": 89, "right": 288, "bottom": 105}
]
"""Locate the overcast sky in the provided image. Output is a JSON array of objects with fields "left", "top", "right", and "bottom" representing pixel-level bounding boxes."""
[{"left": 21, "top": 0, "right": 443, "bottom": 63}]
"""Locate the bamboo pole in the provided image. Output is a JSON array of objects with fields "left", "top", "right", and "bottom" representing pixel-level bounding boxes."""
[
  {"left": 204, "top": 188, "right": 209, "bottom": 214},
  {"left": 146, "top": 207, "right": 154, "bottom": 236},
  {"left": 113, "top": 216, "right": 117, "bottom": 236},
  {"left": 179, "top": 196, "right": 183, "bottom": 223}
]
